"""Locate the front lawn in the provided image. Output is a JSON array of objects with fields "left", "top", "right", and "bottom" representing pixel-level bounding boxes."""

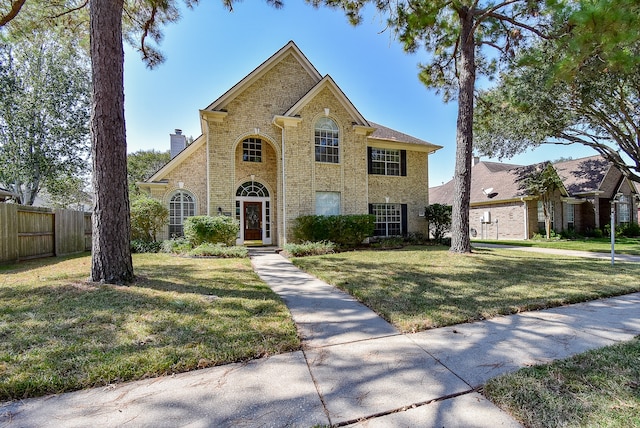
[
  {"left": 485, "top": 337, "right": 640, "bottom": 427},
  {"left": 474, "top": 237, "right": 640, "bottom": 255},
  {"left": 0, "top": 254, "right": 299, "bottom": 401},
  {"left": 291, "top": 246, "right": 640, "bottom": 333}
]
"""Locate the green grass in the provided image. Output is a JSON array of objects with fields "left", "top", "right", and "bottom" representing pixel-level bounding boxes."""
[
  {"left": 291, "top": 246, "right": 640, "bottom": 333},
  {"left": 484, "top": 337, "right": 640, "bottom": 428},
  {"left": 0, "top": 253, "right": 299, "bottom": 400},
  {"left": 474, "top": 237, "right": 640, "bottom": 255}
]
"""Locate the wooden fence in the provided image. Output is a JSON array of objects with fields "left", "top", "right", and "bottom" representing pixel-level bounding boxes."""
[{"left": 0, "top": 204, "right": 91, "bottom": 264}]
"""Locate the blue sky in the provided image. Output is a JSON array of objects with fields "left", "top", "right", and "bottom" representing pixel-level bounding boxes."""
[{"left": 123, "top": 1, "right": 597, "bottom": 186}]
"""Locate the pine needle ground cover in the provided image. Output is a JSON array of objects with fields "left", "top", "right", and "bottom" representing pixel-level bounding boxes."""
[
  {"left": 291, "top": 246, "right": 640, "bottom": 333},
  {"left": 0, "top": 254, "right": 299, "bottom": 400}
]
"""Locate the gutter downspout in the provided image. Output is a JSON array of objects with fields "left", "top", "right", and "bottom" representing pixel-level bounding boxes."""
[{"left": 273, "top": 120, "right": 286, "bottom": 246}]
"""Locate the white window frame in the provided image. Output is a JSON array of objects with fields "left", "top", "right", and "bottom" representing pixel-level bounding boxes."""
[
  {"left": 314, "top": 117, "right": 339, "bottom": 163},
  {"left": 169, "top": 190, "right": 196, "bottom": 237},
  {"left": 316, "top": 192, "right": 341, "bottom": 216},
  {"left": 372, "top": 203, "right": 402, "bottom": 237},
  {"left": 371, "top": 148, "right": 401, "bottom": 176}
]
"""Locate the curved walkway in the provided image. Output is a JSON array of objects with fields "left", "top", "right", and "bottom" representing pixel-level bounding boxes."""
[{"left": 2, "top": 248, "right": 640, "bottom": 427}]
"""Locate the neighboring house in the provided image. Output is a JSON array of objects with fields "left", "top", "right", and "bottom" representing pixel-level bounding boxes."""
[
  {"left": 139, "top": 41, "right": 442, "bottom": 245},
  {"left": 430, "top": 155, "right": 639, "bottom": 240},
  {"left": 0, "top": 188, "right": 15, "bottom": 203}
]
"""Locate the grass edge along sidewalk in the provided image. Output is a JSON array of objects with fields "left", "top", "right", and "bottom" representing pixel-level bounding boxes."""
[
  {"left": 0, "top": 253, "right": 300, "bottom": 401},
  {"left": 485, "top": 336, "right": 640, "bottom": 428},
  {"left": 291, "top": 246, "right": 640, "bottom": 333}
]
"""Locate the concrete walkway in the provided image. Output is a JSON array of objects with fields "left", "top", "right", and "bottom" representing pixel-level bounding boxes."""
[{"left": 2, "top": 248, "right": 640, "bottom": 427}]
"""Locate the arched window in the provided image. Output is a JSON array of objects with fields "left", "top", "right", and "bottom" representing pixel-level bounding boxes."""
[
  {"left": 315, "top": 117, "right": 339, "bottom": 163},
  {"left": 236, "top": 181, "right": 269, "bottom": 197},
  {"left": 169, "top": 190, "right": 195, "bottom": 237}
]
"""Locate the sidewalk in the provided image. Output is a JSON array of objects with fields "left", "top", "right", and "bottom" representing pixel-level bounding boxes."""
[{"left": 2, "top": 249, "right": 639, "bottom": 427}]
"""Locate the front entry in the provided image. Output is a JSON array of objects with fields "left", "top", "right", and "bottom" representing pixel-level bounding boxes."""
[{"left": 244, "top": 201, "right": 262, "bottom": 241}]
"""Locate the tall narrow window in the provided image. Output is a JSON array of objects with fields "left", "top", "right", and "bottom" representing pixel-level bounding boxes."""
[
  {"left": 537, "top": 200, "right": 555, "bottom": 231},
  {"left": 566, "top": 203, "right": 575, "bottom": 230},
  {"left": 618, "top": 195, "right": 630, "bottom": 225},
  {"left": 242, "top": 138, "right": 262, "bottom": 162},
  {"left": 315, "top": 117, "right": 339, "bottom": 163},
  {"left": 169, "top": 190, "right": 195, "bottom": 237}
]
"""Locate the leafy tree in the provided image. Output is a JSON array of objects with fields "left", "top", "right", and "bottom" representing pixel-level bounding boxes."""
[
  {"left": 127, "top": 149, "right": 170, "bottom": 198},
  {"left": 130, "top": 196, "right": 169, "bottom": 242},
  {"left": 475, "top": 39, "right": 640, "bottom": 182},
  {"left": 1, "top": 0, "right": 283, "bottom": 284},
  {"left": 425, "top": 203, "right": 452, "bottom": 244},
  {"left": 41, "top": 175, "right": 92, "bottom": 210},
  {"left": 310, "top": 0, "right": 558, "bottom": 253},
  {"left": 516, "top": 162, "right": 564, "bottom": 239},
  {"left": 0, "top": 32, "right": 90, "bottom": 205}
]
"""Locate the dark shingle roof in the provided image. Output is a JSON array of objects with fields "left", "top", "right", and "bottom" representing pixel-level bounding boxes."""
[
  {"left": 368, "top": 122, "right": 437, "bottom": 147},
  {"left": 429, "top": 155, "right": 615, "bottom": 206}
]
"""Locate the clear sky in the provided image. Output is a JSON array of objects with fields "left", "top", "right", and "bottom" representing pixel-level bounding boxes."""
[{"left": 123, "top": 1, "right": 597, "bottom": 186}]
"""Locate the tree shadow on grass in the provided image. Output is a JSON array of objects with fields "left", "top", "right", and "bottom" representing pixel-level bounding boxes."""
[
  {"left": 0, "top": 256, "right": 300, "bottom": 401},
  {"left": 294, "top": 247, "right": 640, "bottom": 332}
]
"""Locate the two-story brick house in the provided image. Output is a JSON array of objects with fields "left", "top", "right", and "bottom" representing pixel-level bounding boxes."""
[{"left": 139, "top": 41, "right": 441, "bottom": 246}]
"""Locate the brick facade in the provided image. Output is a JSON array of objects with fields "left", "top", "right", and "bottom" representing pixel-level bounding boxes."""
[{"left": 140, "top": 42, "right": 441, "bottom": 245}]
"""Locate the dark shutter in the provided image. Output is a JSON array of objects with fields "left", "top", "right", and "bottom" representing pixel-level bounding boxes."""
[
  {"left": 368, "top": 203, "right": 374, "bottom": 215},
  {"left": 367, "top": 147, "right": 373, "bottom": 174},
  {"left": 400, "top": 150, "right": 407, "bottom": 176},
  {"left": 401, "top": 204, "right": 408, "bottom": 236}
]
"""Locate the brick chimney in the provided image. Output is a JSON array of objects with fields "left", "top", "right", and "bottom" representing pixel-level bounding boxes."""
[{"left": 170, "top": 129, "right": 187, "bottom": 159}]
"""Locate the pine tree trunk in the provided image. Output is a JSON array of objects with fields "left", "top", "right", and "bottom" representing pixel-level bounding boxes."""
[
  {"left": 89, "top": 0, "right": 133, "bottom": 284},
  {"left": 450, "top": 11, "right": 476, "bottom": 254}
]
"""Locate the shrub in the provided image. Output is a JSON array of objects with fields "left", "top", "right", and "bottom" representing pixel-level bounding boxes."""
[
  {"left": 130, "top": 239, "right": 162, "bottom": 253},
  {"left": 183, "top": 215, "right": 239, "bottom": 246},
  {"left": 284, "top": 241, "right": 336, "bottom": 257},
  {"left": 161, "top": 237, "right": 192, "bottom": 254},
  {"left": 130, "top": 196, "right": 169, "bottom": 242},
  {"left": 620, "top": 222, "right": 640, "bottom": 238},
  {"left": 188, "top": 243, "right": 248, "bottom": 258},
  {"left": 291, "top": 215, "right": 375, "bottom": 248},
  {"left": 425, "top": 204, "right": 452, "bottom": 243},
  {"left": 585, "top": 227, "right": 604, "bottom": 238}
]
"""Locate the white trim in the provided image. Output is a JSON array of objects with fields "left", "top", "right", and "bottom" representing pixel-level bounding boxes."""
[{"left": 235, "top": 197, "right": 272, "bottom": 245}]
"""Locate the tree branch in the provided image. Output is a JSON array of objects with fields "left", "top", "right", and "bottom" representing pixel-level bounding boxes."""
[
  {"left": 48, "top": 0, "right": 88, "bottom": 20},
  {"left": 0, "top": 0, "right": 27, "bottom": 27},
  {"left": 485, "top": 11, "right": 550, "bottom": 39}
]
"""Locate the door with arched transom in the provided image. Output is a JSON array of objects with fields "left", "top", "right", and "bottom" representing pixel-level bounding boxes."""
[{"left": 235, "top": 181, "right": 271, "bottom": 245}]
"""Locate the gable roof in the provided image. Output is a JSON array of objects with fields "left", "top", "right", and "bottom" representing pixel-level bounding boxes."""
[
  {"left": 430, "top": 155, "right": 623, "bottom": 206},
  {"left": 283, "top": 75, "right": 369, "bottom": 126},
  {"left": 553, "top": 156, "right": 610, "bottom": 195},
  {"left": 204, "top": 41, "right": 322, "bottom": 112}
]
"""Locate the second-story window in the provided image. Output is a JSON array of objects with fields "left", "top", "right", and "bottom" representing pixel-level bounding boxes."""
[
  {"left": 315, "top": 117, "right": 339, "bottom": 163},
  {"left": 242, "top": 138, "right": 262, "bottom": 162}
]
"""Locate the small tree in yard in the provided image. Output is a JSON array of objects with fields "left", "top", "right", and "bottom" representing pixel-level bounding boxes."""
[
  {"left": 425, "top": 204, "right": 452, "bottom": 244},
  {"left": 516, "top": 162, "right": 563, "bottom": 240},
  {"left": 131, "top": 197, "right": 168, "bottom": 242}
]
